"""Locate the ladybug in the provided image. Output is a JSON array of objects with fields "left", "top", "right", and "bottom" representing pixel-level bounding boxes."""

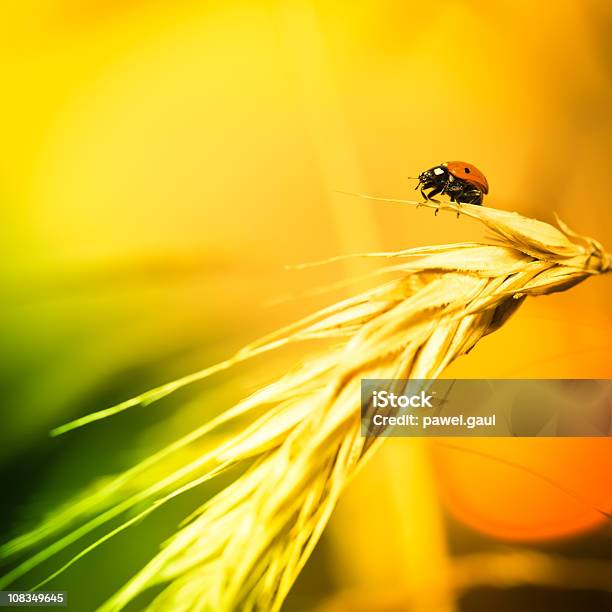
[{"left": 416, "top": 161, "right": 489, "bottom": 206}]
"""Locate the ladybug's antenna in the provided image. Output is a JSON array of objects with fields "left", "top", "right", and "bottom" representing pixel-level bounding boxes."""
[{"left": 406, "top": 176, "right": 422, "bottom": 191}]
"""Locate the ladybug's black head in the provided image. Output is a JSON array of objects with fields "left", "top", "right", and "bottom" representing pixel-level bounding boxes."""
[{"left": 417, "top": 165, "right": 448, "bottom": 188}]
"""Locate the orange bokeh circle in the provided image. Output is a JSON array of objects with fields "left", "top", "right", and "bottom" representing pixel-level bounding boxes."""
[{"left": 429, "top": 438, "right": 612, "bottom": 541}]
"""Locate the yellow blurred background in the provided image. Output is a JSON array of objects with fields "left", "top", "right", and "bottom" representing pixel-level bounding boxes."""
[{"left": 1, "top": 1, "right": 612, "bottom": 611}]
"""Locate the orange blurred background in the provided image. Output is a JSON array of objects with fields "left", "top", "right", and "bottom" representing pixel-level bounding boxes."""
[{"left": 1, "top": 1, "right": 612, "bottom": 611}]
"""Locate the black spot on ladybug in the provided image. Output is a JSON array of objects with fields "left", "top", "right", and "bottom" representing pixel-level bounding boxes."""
[{"left": 464, "top": 167, "right": 470, "bottom": 173}]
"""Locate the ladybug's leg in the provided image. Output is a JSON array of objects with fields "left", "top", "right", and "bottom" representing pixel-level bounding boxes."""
[
  {"left": 446, "top": 192, "right": 463, "bottom": 218},
  {"left": 419, "top": 187, "right": 428, "bottom": 205},
  {"left": 443, "top": 180, "right": 466, "bottom": 216},
  {"left": 423, "top": 185, "right": 443, "bottom": 202},
  {"left": 457, "top": 187, "right": 482, "bottom": 206},
  {"left": 440, "top": 179, "right": 454, "bottom": 214},
  {"left": 420, "top": 186, "right": 442, "bottom": 216},
  {"left": 450, "top": 185, "right": 466, "bottom": 217},
  {"left": 424, "top": 186, "right": 444, "bottom": 216},
  {"left": 466, "top": 190, "right": 483, "bottom": 205},
  {"left": 418, "top": 187, "right": 434, "bottom": 211}
]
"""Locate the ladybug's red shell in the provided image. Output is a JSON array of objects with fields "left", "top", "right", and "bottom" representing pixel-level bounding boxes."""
[{"left": 444, "top": 161, "right": 489, "bottom": 194}]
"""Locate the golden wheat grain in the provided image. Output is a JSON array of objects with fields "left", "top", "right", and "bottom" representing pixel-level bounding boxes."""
[{"left": 1, "top": 200, "right": 609, "bottom": 611}]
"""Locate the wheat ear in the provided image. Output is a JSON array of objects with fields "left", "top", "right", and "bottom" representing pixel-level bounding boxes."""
[{"left": 1, "top": 200, "right": 609, "bottom": 611}]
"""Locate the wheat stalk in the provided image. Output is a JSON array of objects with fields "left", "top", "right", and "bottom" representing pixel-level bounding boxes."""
[{"left": 1, "top": 200, "right": 609, "bottom": 611}]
